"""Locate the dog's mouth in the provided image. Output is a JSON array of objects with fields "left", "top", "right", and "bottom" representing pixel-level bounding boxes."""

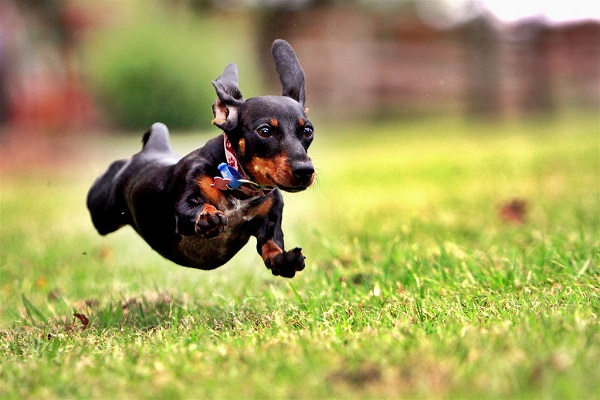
[
  {"left": 276, "top": 183, "right": 311, "bottom": 193},
  {"left": 265, "top": 175, "right": 313, "bottom": 193}
]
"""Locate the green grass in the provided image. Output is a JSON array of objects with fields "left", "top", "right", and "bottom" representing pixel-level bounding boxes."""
[{"left": 1, "top": 114, "right": 599, "bottom": 399}]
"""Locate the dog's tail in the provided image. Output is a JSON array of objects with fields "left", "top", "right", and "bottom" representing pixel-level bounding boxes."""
[{"left": 141, "top": 122, "right": 173, "bottom": 154}]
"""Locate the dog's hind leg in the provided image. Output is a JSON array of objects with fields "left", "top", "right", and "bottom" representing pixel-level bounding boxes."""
[
  {"left": 87, "top": 123, "right": 175, "bottom": 236},
  {"left": 87, "top": 159, "right": 129, "bottom": 235}
]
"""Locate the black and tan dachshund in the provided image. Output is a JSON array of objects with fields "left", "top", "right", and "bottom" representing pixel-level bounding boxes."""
[{"left": 87, "top": 40, "right": 315, "bottom": 278}]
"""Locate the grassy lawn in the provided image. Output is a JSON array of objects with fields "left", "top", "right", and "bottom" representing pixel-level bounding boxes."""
[{"left": 1, "top": 114, "right": 598, "bottom": 398}]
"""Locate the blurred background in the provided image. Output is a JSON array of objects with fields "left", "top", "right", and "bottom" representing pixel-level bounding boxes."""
[{"left": 0, "top": 0, "right": 598, "bottom": 140}]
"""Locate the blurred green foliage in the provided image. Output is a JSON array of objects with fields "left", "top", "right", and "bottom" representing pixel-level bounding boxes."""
[{"left": 84, "top": 6, "right": 258, "bottom": 131}]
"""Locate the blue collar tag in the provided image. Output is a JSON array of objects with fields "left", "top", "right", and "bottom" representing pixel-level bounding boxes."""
[
  {"left": 212, "top": 161, "right": 275, "bottom": 197},
  {"left": 217, "top": 163, "right": 243, "bottom": 189}
]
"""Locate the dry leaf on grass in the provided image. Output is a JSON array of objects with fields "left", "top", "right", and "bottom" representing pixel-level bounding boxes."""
[
  {"left": 73, "top": 313, "right": 90, "bottom": 330},
  {"left": 499, "top": 198, "right": 528, "bottom": 224}
]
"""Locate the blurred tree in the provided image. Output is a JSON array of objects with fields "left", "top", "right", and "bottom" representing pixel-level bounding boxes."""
[
  {"left": 185, "top": 0, "right": 214, "bottom": 13},
  {"left": 0, "top": 38, "right": 8, "bottom": 126},
  {"left": 85, "top": 6, "right": 223, "bottom": 131},
  {"left": 4, "top": 0, "right": 96, "bottom": 133}
]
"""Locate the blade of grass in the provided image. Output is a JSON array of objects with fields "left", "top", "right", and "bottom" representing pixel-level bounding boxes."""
[{"left": 21, "top": 294, "right": 47, "bottom": 327}]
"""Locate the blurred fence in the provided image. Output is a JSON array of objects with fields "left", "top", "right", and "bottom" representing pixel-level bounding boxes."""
[
  {"left": 1, "top": 0, "right": 598, "bottom": 135},
  {"left": 258, "top": 7, "right": 599, "bottom": 119}
]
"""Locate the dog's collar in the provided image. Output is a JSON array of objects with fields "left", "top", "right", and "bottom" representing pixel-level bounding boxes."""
[{"left": 211, "top": 133, "right": 275, "bottom": 197}]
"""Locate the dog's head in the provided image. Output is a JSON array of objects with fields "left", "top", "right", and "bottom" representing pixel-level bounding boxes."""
[{"left": 211, "top": 40, "right": 315, "bottom": 193}]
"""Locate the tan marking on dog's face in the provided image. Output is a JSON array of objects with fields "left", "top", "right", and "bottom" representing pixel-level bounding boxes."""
[
  {"left": 298, "top": 117, "right": 305, "bottom": 127},
  {"left": 238, "top": 137, "right": 246, "bottom": 156},
  {"left": 197, "top": 175, "right": 227, "bottom": 207},
  {"left": 246, "top": 155, "right": 292, "bottom": 187},
  {"left": 269, "top": 118, "right": 279, "bottom": 127}
]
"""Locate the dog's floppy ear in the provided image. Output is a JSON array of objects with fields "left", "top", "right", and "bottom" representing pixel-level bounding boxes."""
[
  {"left": 212, "top": 63, "right": 244, "bottom": 131},
  {"left": 272, "top": 39, "right": 306, "bottom": 106}
]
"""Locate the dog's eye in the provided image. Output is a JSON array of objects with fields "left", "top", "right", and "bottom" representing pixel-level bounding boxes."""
[
  {"left": 255, "top": 125, "right": 272, "bottom": 139},
  {"left": 303, "top": 126, "right": 314, "bottom": 139}
]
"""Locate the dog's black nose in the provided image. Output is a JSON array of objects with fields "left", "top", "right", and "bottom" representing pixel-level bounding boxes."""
[{"left": 292, "top": 161, "right": 315, "bottom": 182}]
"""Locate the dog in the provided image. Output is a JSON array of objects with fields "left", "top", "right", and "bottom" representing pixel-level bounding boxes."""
[{"left": 87, "top": 39, "right": 315, "bottom": 278}]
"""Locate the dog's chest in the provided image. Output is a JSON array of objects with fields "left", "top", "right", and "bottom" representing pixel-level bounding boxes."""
[
  {"left": 218, "top": 196, "right": 273, "bottom": 242},
  {"left": 177, "top": 196, "right": 269, "bottom": 269}
]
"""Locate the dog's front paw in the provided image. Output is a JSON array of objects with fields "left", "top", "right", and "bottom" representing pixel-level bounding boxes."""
[
  {"left": 195, "top": 205, "right": 227, "bottom": 238},
  {"left": 267, "top": 247, "right": 305, "bottom": 278}
]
